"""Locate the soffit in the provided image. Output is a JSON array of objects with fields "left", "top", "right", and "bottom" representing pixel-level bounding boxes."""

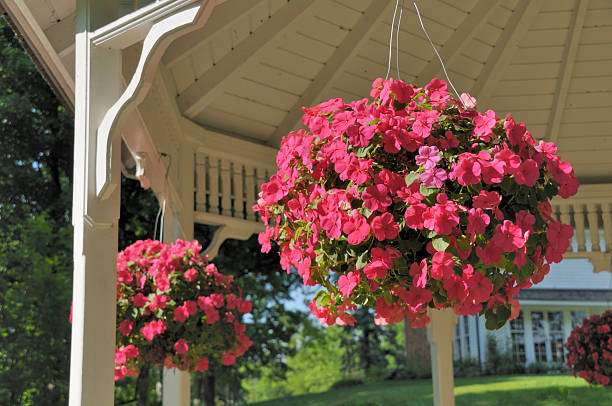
[{"left": 165, "top": 0, "right": 612, "bottom": 184}]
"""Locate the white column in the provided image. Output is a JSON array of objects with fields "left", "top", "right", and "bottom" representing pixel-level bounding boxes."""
[
  {"left": 524, "top": 310, "right": 535, "bottom": 364},
  {"left": 161, "top": 166, "right": 193, "bottom": 406},
  {"left": 70, "top": 1, "right": 121, "bottom": 405},
  {"left": 428, "top": 308, "right": 458, "bottom": 406}
]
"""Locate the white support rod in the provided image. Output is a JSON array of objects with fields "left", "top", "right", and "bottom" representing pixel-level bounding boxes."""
[
  {"left": 427, "top": 308, "right": 458, "bottom": 406},
  {"left": 69, "top": 1, "right": 122, "bottom": 405}
]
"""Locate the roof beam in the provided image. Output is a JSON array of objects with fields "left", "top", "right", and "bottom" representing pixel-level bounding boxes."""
[
  {"left": 177, "top": 0, "right": 316, "bottom": 119},
  {"left": 270, "top": 0, "right": 392, "bottom": 145},
  {"left": 43, "top": 11, "right": 76, "bottom": 57},
  {"left": 548, "top": 0, "right": 588, "bottom": 143},
  {"left": 415, "top": 0, "right": 501, "bottom": 83},
  {"left": 163, "top": 0, "right": 266, "bottom": 69},
  {"left": 470, "top": 0, "right": 543, "bottom": 107}
]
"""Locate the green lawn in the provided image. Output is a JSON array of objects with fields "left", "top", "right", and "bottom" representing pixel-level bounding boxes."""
[{"left": 249, "top": 375, "right": 612, "bottom": 406}]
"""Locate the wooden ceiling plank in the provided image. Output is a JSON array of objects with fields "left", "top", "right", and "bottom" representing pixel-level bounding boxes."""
[
  {"left": 416, "top": 0, "right": 501, "bottom": 83},
  {"left": 471, "top": 0, "right": 543, "bottom": 107},
  {"left": 548, "top": 0, "right": 589, "bottom": 143},
  {"left": 271, "top": 0, "right": 390, "bottom": 144},
  {"left": 163, "top": 0, "right": 266, "bottom": 69},
  {"left": 177, "top": 0, "right": 316, "bottom": 119}
]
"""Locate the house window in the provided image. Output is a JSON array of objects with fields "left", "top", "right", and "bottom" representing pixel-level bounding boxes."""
[
  {"left": 531, "top": 311, "right": 566, "bottom": 363},
  {"left": 548, "top": 312, "right": 564, "bottom": 362},
  {"left": 463, "top": 316, "right": 471, "bottom": 359},
  {"left": 510, "top": 311, "right": 526, "bottom": 363},
  {"left": 571, "top": 311, "right": 586, "bottom": 328},
  {"left": 453, "top": 316, "right": 474, "bottom": 360},
  {"left": 531, "top": 312, "right": 547, "bottom": 362}
]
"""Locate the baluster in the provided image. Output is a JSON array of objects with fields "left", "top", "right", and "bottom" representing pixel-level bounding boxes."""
[
  {"left": 208, "top": 157, "right": 220, "bottom": 214},
  {"left": 245, "top": 165, "right": 256, "bottom": 221},
  {"left": 220, "top": 159, "right": 231, "bottom": 217},
  {"left": 602, "top": 203, "right": 612, "bottom": 253},
  {"left": 195, "top": 153, "right": 206, "bottom": 212},
  {"left": 234, "top": 162, "right": 245, "bottom": 219},
  {"left": 559, "top": 204, "right": 574, "bottom": 252},
  {"left": 586, "top": 203, "right": 601, "bottom": 252},
  {"left": 573, "top": 204, "right": 587, "bottom": 252}
]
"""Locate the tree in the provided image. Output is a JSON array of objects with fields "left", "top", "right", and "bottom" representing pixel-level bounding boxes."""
[
  {"left": 339, "top": 307, "right": 404, "bottom": 380},
  {"left": 0, "top": 16, "right": 73, "bottom": 405},
  {"left": 191, "top": 233, "right": 307, "bottom": 406}
]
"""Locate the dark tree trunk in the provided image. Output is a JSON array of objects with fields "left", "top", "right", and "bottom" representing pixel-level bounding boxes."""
[
  {"left": 203, "top": 374, "right": 216, "bottom": 406},
  {"left": 136, "top": 365, "right": 150, "bottom": 406}
]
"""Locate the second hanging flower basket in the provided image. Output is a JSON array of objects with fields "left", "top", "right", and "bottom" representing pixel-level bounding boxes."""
[
  {"left": 114, "top": 239, "right": 252, "bottom": 380},
  {"left": 254, "top": 77, "right": 578, "bottom": 330}
]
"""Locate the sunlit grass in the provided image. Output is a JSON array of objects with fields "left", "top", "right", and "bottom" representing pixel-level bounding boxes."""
[{"left": 249, "top": 375, "right": 611, "bottom": 406}]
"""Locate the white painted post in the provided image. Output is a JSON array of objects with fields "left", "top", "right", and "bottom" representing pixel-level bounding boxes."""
[
  {"left": 70, "top": 1, "right": 121, "bottom": 405},
  {"left": 427, "top": 308, "right": 458, "bottom": 406},
  {"left": 161, "top": 146, "right": 193, "bottom": 406}
]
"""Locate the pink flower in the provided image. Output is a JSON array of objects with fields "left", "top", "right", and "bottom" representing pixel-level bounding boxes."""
[
  {"left": 425, "top": 78, "right": 449, "bottom": 105},
  {"left": 416, "top": 145, "right": 441, "bottom": 169},
  {"left": 409, "top": 259, "right": 428, "bottom": 288},
  {"left": 512, "top": 159, "right": 539, "bottom": 186},
  {"left": 420, "top": 167, "right": 447, "bottom": 189},
  {"left": 238, "top": 299, "right": 252, "bottom": 314},
  {"left": 371, "top": 213, "right": 399, "bottom": 241},
  {"left": 133, "top": 293, "right": 148, "bottom": 308},
  {"left": 195, "top": 357, "right": 209, "bottom": 372},
  {"left": 405, "top": 203, "right": 427, "bottom": 229},
  {"left": 222, "top": 353, "right": 236, "bottom": 366},
  {"left": 545, "top": 220, "right": 573, "bottom": 263},
  {"left": 451, "top": 153, "right": 481, "bottom": 186},
  {"left": 472, "top": 190, "right": 501, "bottom": 210},
  {"left": 473, "top": 110, "right": 498, "bottom": 142},
  {"left": 467, "top": 208, "right": 490, "bottom": 235},
  {"left": 119, "top": 320, "right": 133, "bottom": 336},
  {"left": 174, "top": 305, "right": 190, "bottom": 323},
  {"left": 364, "top": 260, "right": 389, "bottom": 280},
  {"left": 362, "top": 184, "right": 391, "bottom": 212},
  {"left": 174, "top": 339, "right": 189, "bottom": 355},
  {"left": 339, "top": 271, "right": 360, "bottom": 297},
  {"left": 431, "top": 251, "right": 455, "bottom": 280},
  {"left": 183, "top": 268, "right": 197, "bottom": 282},
  {"left": 342, "top": 211, "right": 371, "bottom": 245},
  {"left": 492, "top": 220, "right": 525, "bottom": 252}
]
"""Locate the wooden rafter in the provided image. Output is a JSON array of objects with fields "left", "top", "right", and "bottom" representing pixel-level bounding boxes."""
[
  {"left": 548, "top": 0, "right": 588, "bottom": 143},
  {"left": 415, "top": 0, "right": 501, "bottom": 83},
  {"left": 270, "top": 0, "right": 392, "bottom": 145},
  {"left": 177, "top": 0, "right": 316, "bottom": 119},
  {"left": 470, "top": 0, "right": 543, "bottom": 107},
  {"left": 162, "top": 0, "right": 266, "bottom": 69}
]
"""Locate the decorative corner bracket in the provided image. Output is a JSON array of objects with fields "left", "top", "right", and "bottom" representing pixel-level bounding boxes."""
[{"left": 95, "top": 0, "right": 217, "bottom": 199}]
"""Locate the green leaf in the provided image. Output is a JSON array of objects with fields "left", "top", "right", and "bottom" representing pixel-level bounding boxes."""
[
  {"left": 405, "top": 172, "right": 420, "bottom": 187},
  {"left": 420, "top": 184, "right": 436, "bottom": 197},
  {"left": 356, "top": 251, "right": 369, "bottom": 270},
  {"left": 432, "top": 236, "right": 450, "bottom": 252}
]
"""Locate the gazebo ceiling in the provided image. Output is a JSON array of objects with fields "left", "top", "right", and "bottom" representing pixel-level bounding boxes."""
[{"left": 5, "top": 0, "right": 612, "bottom": 184}]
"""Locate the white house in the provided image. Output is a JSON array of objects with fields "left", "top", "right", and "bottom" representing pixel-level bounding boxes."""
[
  {"left": 2, "top": 1, "right": 612, "bottom": 405},
  {"left": 454, "top": 259, "right": 612, "bottom": 366}
]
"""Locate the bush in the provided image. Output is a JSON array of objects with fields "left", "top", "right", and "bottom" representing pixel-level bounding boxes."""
[
  {"left": 329, "top": 378, "right": 365, "bottom": 390},
  {"left": 526, "top": 361, "right": 550, "bottom": 375},
  {"left": 385, "top": 363, "right": 431, "bottom": 380},
  {"left": 484, "top": 337, "right": 525, "bottom": 375},
  {"left": 454, "top": 358, "right": 482, "bottom": 377}
]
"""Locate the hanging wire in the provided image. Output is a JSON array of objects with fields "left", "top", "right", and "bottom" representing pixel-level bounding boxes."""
[
  {"left": 395, "top": 0, "right": 405, "bottom": 81},
  {"left": 385, "top": 0, "right": 401, "bottom": 80},
  {"left": 412, "top": 1, "right": 465, "bottom": 106},
  {"left": 153, "top": 153, "right": 172, "bottom": 241}
]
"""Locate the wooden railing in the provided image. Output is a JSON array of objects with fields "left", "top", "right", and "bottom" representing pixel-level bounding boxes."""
[{"left": 552, "top": 184, "right": 612, "bottom": 273}]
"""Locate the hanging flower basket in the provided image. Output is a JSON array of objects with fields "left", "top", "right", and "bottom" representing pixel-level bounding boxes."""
[
  {"left": 114, "top": 239, "right": 252, "bottom": 380},
  {"left": 254, "top": 77, "right": 579, "bottom": 329},
  {"left": 565, "top": 310, "right": 612, "bottom": 386}
]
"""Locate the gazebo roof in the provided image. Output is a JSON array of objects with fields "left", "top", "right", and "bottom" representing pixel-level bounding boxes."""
[{"left": 5, "top": 0, "right": 612, "bottom": 184}]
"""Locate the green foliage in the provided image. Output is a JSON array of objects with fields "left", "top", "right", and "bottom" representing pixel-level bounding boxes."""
[
  {"left": 453, "top": 358, "right": 482, "bottom": 378},
  {"left": 339, "top": 307, "right": 404, "bottom": 381},
  {"left": 329, "top": 378, "right": 365, "bottom": 390},
  {"left": 191, "top": 233, "right": 308, "bottom": 405},
  {"left": 249, "top": 375, "right": 612, "bottom": 406},
  {"left": 484, "top": 336, "right": 525, "bottom": 376},
  {"left": 385, "top": 362, "right": 431, "bottom": 381}
]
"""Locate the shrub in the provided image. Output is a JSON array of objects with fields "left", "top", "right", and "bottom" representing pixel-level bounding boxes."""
[
  {"left": 454, "top": 358, "right": 482, "bottom": 377},
  {"left": 565, "top": 310, "right": 612, "bottom": 386},
  {"left": 385, "top": 363, "right": 431, "bottom": 380},
  {"left": 484, "top": 337, "right": 525, "bottom": 375},
  {"left": 329, "top": 378, "right": 365, "bottom": 390}
]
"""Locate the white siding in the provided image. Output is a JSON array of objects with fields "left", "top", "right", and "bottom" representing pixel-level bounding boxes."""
[{"left": 536, "top": 258, "right": 612, "bottom": 290}]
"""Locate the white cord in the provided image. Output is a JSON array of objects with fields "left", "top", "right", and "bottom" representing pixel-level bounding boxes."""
[
  {"left": 412, "top": 1, "right": 465, "bottom": 106},
  {"left": 396, "top": 0, "right": 404, "bottom": 81},
  {"left": 385, "top": 0, "right": 401, "bottom": 80}
]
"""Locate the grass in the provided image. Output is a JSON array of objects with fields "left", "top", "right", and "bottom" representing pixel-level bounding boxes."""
[{"left": 249, "top": 375, "right": 612, "bottom": 406}]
